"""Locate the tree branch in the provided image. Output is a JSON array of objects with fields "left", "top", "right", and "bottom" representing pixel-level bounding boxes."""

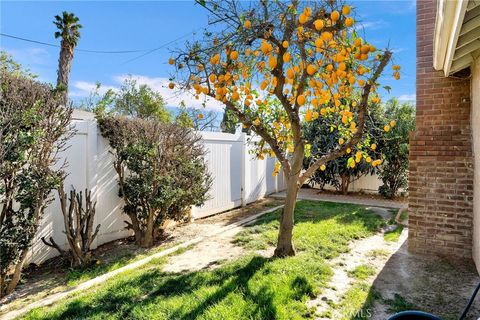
[{"left": 299, "top": 50, "right": 392, "bottom": 186}]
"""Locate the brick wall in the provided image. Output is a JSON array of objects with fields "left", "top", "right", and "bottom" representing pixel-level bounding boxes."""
[{"left": 409, "top": 0, "right": 474, "bottom": 258}]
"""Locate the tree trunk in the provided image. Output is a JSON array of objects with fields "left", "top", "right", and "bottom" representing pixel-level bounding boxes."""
[
  {"left": 5, "top": 249, "right": 29, "bottom": 296},
  {"left": 274, "top": 176, "right": 299, "bottom": 257},
  {"left": 137, "top": 232, "right": 154, "bottom": 248},
  {"left": 136, "top": 214, "right": 155, "bottom": 248},
  {"left": 56, "top": 42, "right": 73, "bottom": 105},
  {"left": 274, "top": 145, "right": 304, "bottom": 258},
  {"left": 340, "top": 175, "right": 350, "bottom": 195}
]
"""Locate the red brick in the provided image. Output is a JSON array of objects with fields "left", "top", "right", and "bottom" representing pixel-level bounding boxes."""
[{"left": 409, "top": 0, "right": 473, "bottom": 259}]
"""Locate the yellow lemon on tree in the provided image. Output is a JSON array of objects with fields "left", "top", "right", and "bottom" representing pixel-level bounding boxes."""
[
  {"left": 307, "top": 64, "right": 317, "bottom": 75},
  {"left": 286, "top": 68, "right": 295, "bottom": 79},
  {"left": 268, "top": 56, "right": 277, "bottom": 69},
  {"left": 345, "top": 17, "right": 354, "bottom": 27},
  {"left": 230, "top": 51, "right": 239, "bottom": 60},
  {"left": 297, "top": 94, "right": 306, "bottom": 106},
  {"left": 299, "top": 13, "right": 308, "bottom": 24},
  {"left": 305, "top": 109, "right": 313, "bottom": 122},
  {"left": 232, "top": 91, "right": 240, "bottom": 101},
  {"left": 314, "top": 19, "right": 324, "bottom": 31},
  {"left": 330, "top": 11, "right": 340, "bottom": 21},
  {"left": 321, "top": 31, "right": 333, "bottom": 41}
]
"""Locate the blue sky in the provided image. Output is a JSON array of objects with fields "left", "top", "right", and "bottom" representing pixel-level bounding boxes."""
[{"left": 0, "top": 0, "right": 416, "bottom": 111}]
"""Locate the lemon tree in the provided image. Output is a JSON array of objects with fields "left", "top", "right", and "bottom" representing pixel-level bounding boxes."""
[{"left": 170, "top": 0, "right": 399, "bottom": 257}]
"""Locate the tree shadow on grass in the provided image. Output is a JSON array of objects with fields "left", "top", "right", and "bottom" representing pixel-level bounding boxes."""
[{"left": 38, "top": 256, "right": 295, "bottom": 320}]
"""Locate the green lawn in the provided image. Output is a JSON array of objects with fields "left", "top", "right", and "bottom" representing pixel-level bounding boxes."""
[{"left": 23, "top": 200, "right": 385, "bottom": 320}]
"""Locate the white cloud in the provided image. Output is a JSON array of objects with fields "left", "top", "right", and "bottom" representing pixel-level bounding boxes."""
[
  {"left": 70, "top": 81, "right": 118, "bottom": 97},
  {"left": 358, "top": 20, "right": 389, "bottom": 30},
  {"left": 5, "top": 47, "right": 51, "bottom": 66},
  {"left": 391, "top": 48, "right": 406, "bottom": 54},
  {"left": 114, "top": 74, "right": 224, "bottom": 112},
  {"left": 398, "top": 94, "right": 416, "bottom": 101},
  {"left": 70, "top": 74, "right": 225, "bottom": 111}
]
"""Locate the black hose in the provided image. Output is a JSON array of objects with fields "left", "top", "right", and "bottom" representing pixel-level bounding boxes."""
[{"left": 459, "top": 282, "right": 480, "bottom": 320}]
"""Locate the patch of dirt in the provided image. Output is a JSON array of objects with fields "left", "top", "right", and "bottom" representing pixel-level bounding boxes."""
[
  {"left": 163, "top": 228, "right": 245, "bottom": 273},
  {"left": 0, "top": 197, "right": 283, "bottom": 315},
  {"left": 308, "top": 209, "right": 480, "bottom": 320},
  {"left": 162, "top": 198, "right": 284, "bottom": 273},
  {"left": 194, "top": 198, "right": 284, "bottom": 225},
  {"left": 309, "top": 229, "right": 406, "bottom": 319}
]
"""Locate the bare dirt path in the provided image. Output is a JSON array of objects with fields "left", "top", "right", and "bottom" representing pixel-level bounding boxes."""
[
  {"left": 162, "top": 227, "right": 245, "bottom": 273},
  {"left": 309, "top": 210, "right": 406, "bottom": 319},
  {"left": 310, "top": 222, "right": 480, "bottom": 320}
]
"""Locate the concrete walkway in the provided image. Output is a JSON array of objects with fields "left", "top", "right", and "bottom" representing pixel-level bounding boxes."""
[{"left": 271, "top": 188, "right": 407, "bottom": 209}]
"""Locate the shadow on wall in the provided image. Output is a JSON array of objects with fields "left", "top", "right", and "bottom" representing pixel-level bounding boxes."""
[
  {"left": 95, "top": 136, "right": 132, "bottom": 244},
  {"left": 30, "top": 130, "right": 90, "bottom": 264}
]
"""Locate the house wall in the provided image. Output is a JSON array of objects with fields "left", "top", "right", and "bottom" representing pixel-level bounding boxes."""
[
  {"left": 410, "top": 0, "right": 474, "bottom": 258},
  {"left": 472, "top": 58, "right": 480, "bottom": 269}
]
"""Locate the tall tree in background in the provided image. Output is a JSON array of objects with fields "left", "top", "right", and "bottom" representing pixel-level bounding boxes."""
[
  {"left": 54, "top": 11, "right": 82, "bottom": 104},
  {"left": 176, "top": 105, "right": 219, "bottom": 131},
  {"left": 378, "top": 99, "right": 415, "bottom": 198},
  {"left": 171, "top": 0, "right": 399, "bottom": 257},
  {"left": 92, "top": 77, "right": 172, "bottom": 122},
  {"left": 304, "top": 101, "right": 385, "bottom": 194}
]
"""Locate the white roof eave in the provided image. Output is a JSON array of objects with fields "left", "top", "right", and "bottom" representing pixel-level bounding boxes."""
[{"left": 433, "top": 0, "right": 469, "bottom": 76}]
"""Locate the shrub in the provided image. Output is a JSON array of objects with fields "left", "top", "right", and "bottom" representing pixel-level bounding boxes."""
[
  {"left": 0, "top": 71, "right": 72, "bottom": 297},
  {"left": 303, "top": 103, "right": 385, "bottom": 194},
  {"left": 92, "top": 77, "right": 172, "bottom": 122},
  {"left": 97, "top": 115, "right": 212, "bottom": 247},
  {"left": 378, "top": 99, "right": 415, "bottom": 199},
  {"left": 41, "top": 184, "right": 100, "bottom": 267}
]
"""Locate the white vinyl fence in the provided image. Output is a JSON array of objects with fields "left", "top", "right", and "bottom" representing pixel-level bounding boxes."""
[
  {"left": 27, "top": 111, "right": 285, "bottom": 265},
  {"left": 320, "top": 174, "right": 383, "bottom": 194}
]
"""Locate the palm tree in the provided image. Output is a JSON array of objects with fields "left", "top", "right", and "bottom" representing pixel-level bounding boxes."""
[{"left": 54, "top": 11, "right": 82, "bottom": 104}]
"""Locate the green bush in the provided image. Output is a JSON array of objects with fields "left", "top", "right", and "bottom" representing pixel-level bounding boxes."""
[
  {"left": 97, "top": 115, "right": 212, "bottom": 247},
  {"left": 378, "top": 99, "right": 415, "bottom": 199},
  {"left": 0, "top": 70, "right": 72, "bottom": 297},
  {"left": 303, "top": 102, "right": 384, "bottom": 194}
]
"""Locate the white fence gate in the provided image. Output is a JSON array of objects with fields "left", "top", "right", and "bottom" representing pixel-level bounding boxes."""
[{"left": 27, "top": 111, "right": 285, "bottom": 265}]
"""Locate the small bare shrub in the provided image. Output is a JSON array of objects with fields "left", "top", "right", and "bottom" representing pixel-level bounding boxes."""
[{"left": 42, "top": 183, "right": 100, "bottom": 267}]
